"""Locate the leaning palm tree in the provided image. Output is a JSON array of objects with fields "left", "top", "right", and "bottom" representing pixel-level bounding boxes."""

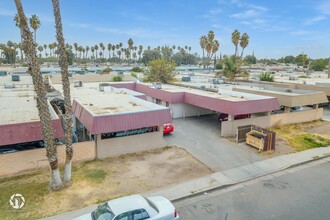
[
  {"left": 29, "top": 14, "right": 41, "bottom": 42},
  {"left": 14, "top": 0, "right": 63, "bottom": 190},
  {"left": 231, "top": 29, "right": 240, "bottom": 57},
  {"left": 240, "top": 33, "right": 249, "bottom": 58},
  {"left": 52, "top": 0, "right": 74, "bottom": 183}
]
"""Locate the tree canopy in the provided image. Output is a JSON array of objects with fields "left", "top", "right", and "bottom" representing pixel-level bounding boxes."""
[
  {"left": 309, "top": 59, "right": 328, "bottom": 71},
  {"left": 143, "top": 58, "right": 177, "bottom": 83}
]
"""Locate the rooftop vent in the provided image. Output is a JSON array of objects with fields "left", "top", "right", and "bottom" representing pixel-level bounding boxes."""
[
  {"left": 152, "top": 82, "right": 162, "bottom": 89},
  {"left": 73, "top": 80, "right": 83, "bottom": 87},
  {"left": 99, "top": 83, "right": 111, "bottom": 91},
  {"left": 5, "top": 83, "right": 15, "bottom": 89},
  {"left": 12, "top": 75, "right": 20, "bottom": 81}
]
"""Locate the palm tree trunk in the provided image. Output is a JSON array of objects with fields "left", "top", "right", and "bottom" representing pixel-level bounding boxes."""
[
  {"left": 14, "top": 0, "right": 63, "bottom": 190},
  {"left": 240, "top": 48, "right": 245, "bottom": 59},
  {"left": 52, "top": 0, "right": 73, "bottom": 183},
  {"left": 34, "top": 30, "right": 36, "bottom": 43}
]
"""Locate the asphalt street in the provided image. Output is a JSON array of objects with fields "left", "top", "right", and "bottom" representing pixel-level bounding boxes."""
[
  {"left": 175, "top": 159, "right": 330, "bottom": 220},
  {"left": 164, "top": 114, "right": 264, "bottom": 171}
]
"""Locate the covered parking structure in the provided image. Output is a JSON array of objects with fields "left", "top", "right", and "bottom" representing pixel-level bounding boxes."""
[{"left": 109, "top": 82, "right": 280, "bottom": 121}]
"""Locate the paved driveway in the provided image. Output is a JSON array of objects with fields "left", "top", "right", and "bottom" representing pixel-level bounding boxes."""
[{"left": 164, "top": 114, "right": 265, "bottom": 172}]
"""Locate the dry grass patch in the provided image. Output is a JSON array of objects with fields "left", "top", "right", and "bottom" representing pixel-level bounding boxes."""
[
  {"left": 270, "top": 120, "right": 330, "bottom": 151},
  {"left": 0, "top": 146, "right": 211, "bottom": 220}
]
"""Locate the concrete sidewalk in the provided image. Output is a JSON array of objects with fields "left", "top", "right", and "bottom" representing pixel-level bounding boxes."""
[{"left": 43, "top": 146, "right": 330, "bottom": 220}]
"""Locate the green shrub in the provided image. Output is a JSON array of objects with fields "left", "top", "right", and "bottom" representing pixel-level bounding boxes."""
[
  {"left": 259, "top": 72, "right": 274, "bottom": 82},
  {"left": 131, "top": 66, "right": 143, "bottom": 72},
  {"left": 102, "top": 67, "right": 112, "bottom": 72},
  {"left": 131, "top": 72, "right": 137, "bottom": 78},
  {"left": 298, "top": 75, "right": 310, "bottom": 78},
  {"left": 215, "top": 63, "right": 223, "bottom": 70},
  {"left": 112, "top": 76, "right": 123, "bottom": 82},
  {"left": 292, "top": 134, "right": 330, "bottom": 150}
]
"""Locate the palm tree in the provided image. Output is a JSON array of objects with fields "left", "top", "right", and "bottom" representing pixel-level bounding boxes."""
[
  {"left": 94, "top": 44, "right": 99, "bottom": 59},
  {"left": 91, "top": 46, "right": 95, "bottom": 60},
  {"left": 73, "top": 42, "right": 78, "bottom": 60},
  {"left": 51, "top": 0, "right": 74, "bottom": 184},
  {"left": 37, "top": 45, "right": 43, "bottom": 57},
  {"left": 107, "top": 43, "right": 112, "bottom": 60},
  {"left": 188, "top": 46, "right": 191, "bottom": 64},
  {"left": 112, "top": 45, "right": 116, "bottom": 58},
  {"left": 231, "top": 29, "right": 240, "bottom": 57},
  {"left": 138, "top": 45, "right": 143, "bottom": 60},
  {"left": 14, "top": 0, "right": 63, "bottom": 190},
  {"left": 199, "top": 36, "right": 207, "bottom": 68},
  {"left": 99, "top": 43, "right": 105, "bottom": 59},
  {"left": 86, "top": 46, "right": 90, "bottom": 60},
  {"left": 29, "top": 14, "right": 40, "bottom": 42},
  {"left": 240, "top": 33, "right": 249, "bottom": 58},
  {"left": 128, "top": 38, "right": 134, "bottom": 60}
]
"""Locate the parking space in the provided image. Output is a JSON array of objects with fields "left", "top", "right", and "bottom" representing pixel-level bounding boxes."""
[{"left": 164, "top": 114, "right": 265, "bottom": 172}]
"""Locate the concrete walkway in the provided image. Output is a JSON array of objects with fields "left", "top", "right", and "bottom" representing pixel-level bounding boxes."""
[{"left": 43, "top": 146, "right": 330, "bottom": 220}]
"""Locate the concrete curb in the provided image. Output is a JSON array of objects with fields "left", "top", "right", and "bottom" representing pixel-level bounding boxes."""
[{"left": 171, "top": 152, "right": 330, "bottom": 203}]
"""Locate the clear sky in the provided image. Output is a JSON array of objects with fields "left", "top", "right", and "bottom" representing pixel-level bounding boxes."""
[{"left": 1, "top": 0, "right": 330, "bottom": 59}]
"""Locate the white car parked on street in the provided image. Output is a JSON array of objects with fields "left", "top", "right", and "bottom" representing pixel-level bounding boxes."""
[{"left": 74, "top": 194, "right": 180, "bottom": 220}]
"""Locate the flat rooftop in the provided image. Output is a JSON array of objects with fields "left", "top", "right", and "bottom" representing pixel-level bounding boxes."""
[
  {"left": 145, "top": 83, "right": 274, "bottom": 102},
  {"left": 53, "top": 83, "right": 168, "bottom": 116},
  {"left": 0, "top": 90, "right": 58, "bottom": 125}
]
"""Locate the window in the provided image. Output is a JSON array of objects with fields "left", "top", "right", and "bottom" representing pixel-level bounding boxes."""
[
  {"left": 101, "top": 126, "right": 159, "bottom": 140},
  {"left": 132, "top": 209, "right": 149, "bottom": 220},
  {"left": 156, "top": 99, "right": 161, "bottom": 105},
  {"left": 114, "top": 212, "right": 131, "bottom": 220}
]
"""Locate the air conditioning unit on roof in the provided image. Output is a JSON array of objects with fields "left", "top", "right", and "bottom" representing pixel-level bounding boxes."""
[{"left": 73, "top": 80, "right": 83, "bottom": 87}]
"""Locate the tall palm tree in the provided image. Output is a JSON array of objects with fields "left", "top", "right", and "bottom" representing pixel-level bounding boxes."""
[
  {"left": 14, "top": 0, "right": 63, "bottom": 190},
  {"left": 94, "top": 44, "right": 98, "bottom": 59},
  {"left": 231, "top": 29, "right": 240, "bottom": 57},
  {"left": 73, "top": 42, "right": 78, "bottom": 60},
  {"left": 29, "top": 14, "right": 40, "bottom": 42},
  {"left": 240, "top": 33, "right": 249, "bottom": 58},
  {"left": 37, "top": 45, "right": 43, "bottom": 57},
  {"left": 188, "top": 46, "right": 191, "bottom": 64},
  {"left": 107, "top": 43, "right": 112, "bottom": 60},
  {"left": 99, "top": 43, "right": 104, "bottom": 59},
  {"left": 91, "top": 46, "right": 95, "bottom": 60},
  {"left": 199, "top": 35, "right": 207, "bottom": 68},
  {"left": 128, "top": 38, "right": 134, "bottom": 60},
  {"left": 138, "top": 45, "right": 143, "bottom": 60},
  {"left": 52, "top": 0, "right": 73, "bottom": 184},
  {"left": 112, "top": 45, "right": 116, "bottom": 57},
  {"left": 86, "top": 46, "right": 90, "bottom": 60}
]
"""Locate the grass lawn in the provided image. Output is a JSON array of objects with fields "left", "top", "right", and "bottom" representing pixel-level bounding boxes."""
[
  {"left": 0, "top": 146, "right": 212, "bottom": 220},
  {"left": 270, "top": 120, "right": 330, "bottom": 151}
]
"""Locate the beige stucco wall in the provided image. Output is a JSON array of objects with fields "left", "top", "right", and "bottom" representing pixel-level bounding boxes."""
[
  {"left": 221, "top": 108, "right": 323, "bottom": 137},
  {"left": 0, "top": 141, "right": 95, "bottom": 177},
  {"left": 96, "top": 127, "right": 167, "bottom": 159},
  {"left": 233, "top": 88, "right": 328, "bottom": 107}
]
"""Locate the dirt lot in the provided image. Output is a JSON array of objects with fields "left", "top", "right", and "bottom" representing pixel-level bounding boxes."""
[{"left": 0, "top": 146, "right": 212, "bottom": 220}]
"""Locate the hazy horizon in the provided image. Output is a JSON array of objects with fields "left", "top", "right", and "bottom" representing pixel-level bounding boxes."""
[{"left": 1, "top": 0, "right": 330, "bottom": 59}]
